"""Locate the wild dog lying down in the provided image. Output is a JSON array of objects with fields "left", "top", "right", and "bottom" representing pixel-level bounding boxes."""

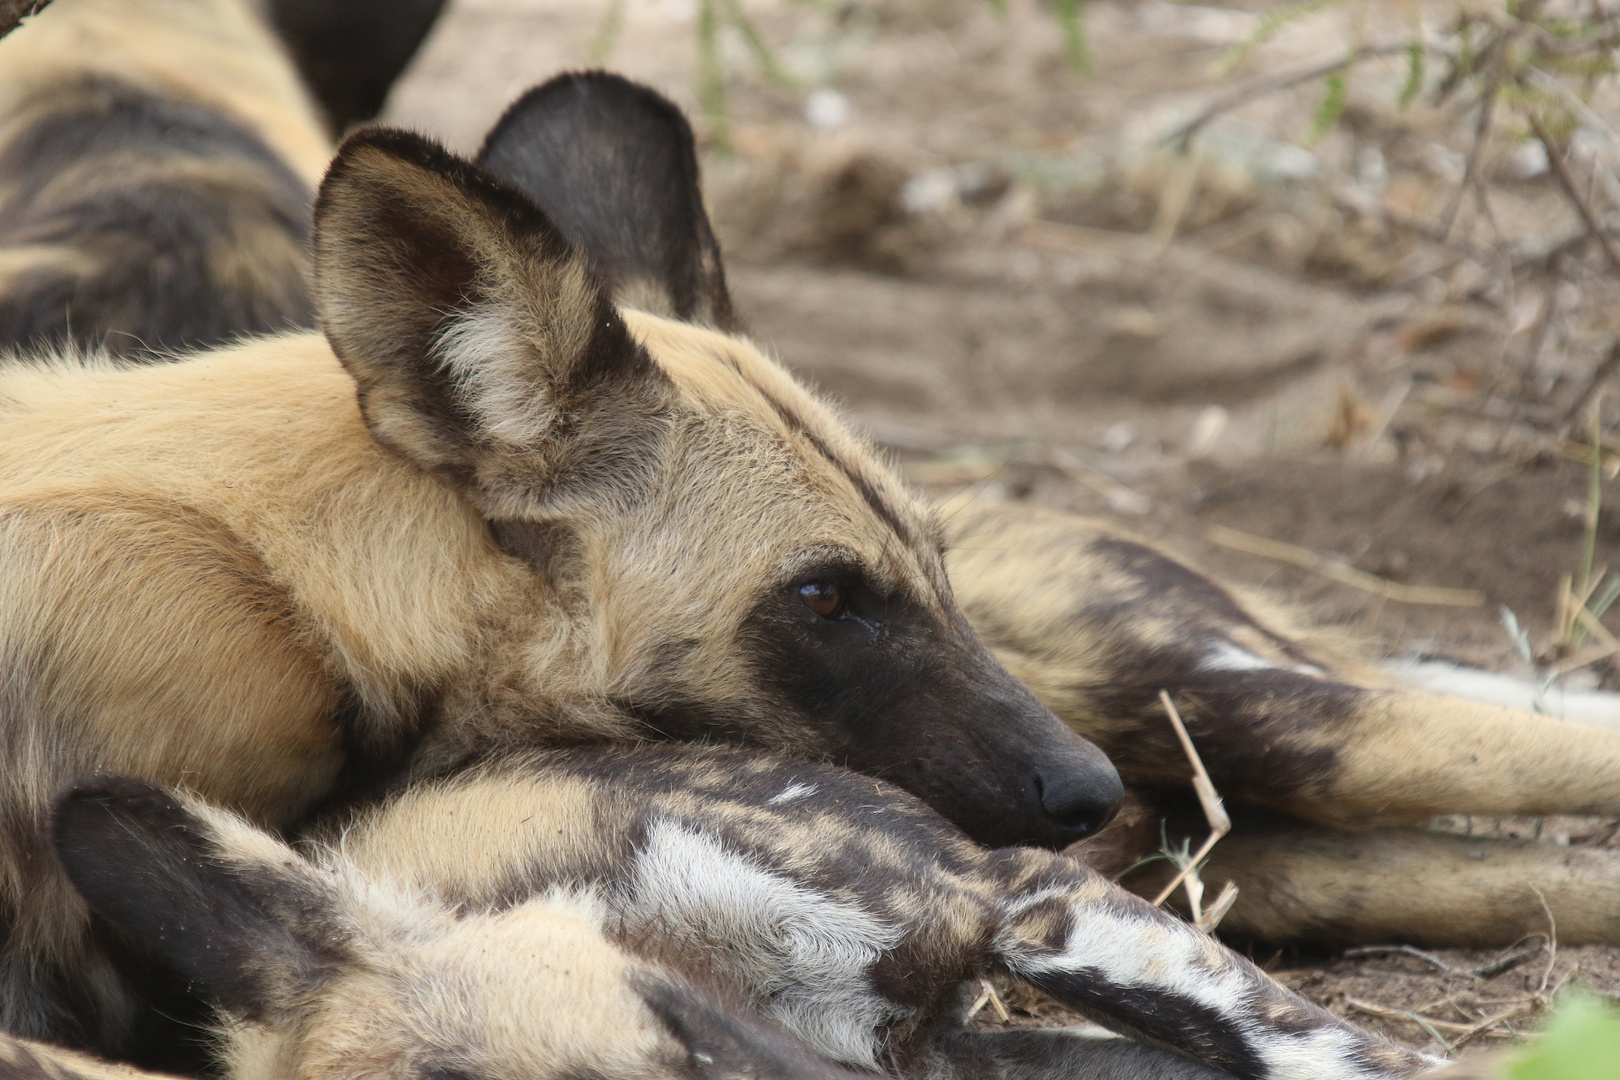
[
  {"left": 0, "top": 94, "right": 1118, "bottom": 1076},
  {"left": 52, "top": 760, "right": 1433, "bottom": 1080},
  {"left": 476, "top": 75, "right": 1620, "bottom": 950},
  {"left": 0, "top": 4, "right": 1613, "bottom": 1062}
]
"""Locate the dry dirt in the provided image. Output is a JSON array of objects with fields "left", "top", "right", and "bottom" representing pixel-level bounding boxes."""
[{"left": 385, "top": 0, "right": 1620, "bottom": 1056}]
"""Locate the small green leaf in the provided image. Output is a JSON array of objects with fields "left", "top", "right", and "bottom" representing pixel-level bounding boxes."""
[
  {"left": 589, "top": 0, "right": 627, "bottom": 64},
  {"left": 1053, "top": 0, "right": 1088, "bottom": 75},
  {"left": 1219, "top": 0, "right": 1348, "bottom": 73},
  {"left": 1398, "top": 39, "right": 1424, "bottom": 107},
  {"left": 1311, "top": 71, "right": 1348, "bottom": 140},
  {"left": 696, "top": 0, "right": 729, "bottom": 153},
  {"left": 720, "top": 0, "right": 795, "bottom": 88},
  {"left": 1510, "top": 996, "right": 1620, "bottom": 1080}
]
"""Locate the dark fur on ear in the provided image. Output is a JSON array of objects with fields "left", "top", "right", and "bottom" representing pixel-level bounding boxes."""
[
  {"left": 266, "top": 0, "right": 447, "bottom": 135},
  {"left": 50, "top": 777, "right": 345, "bottom": 1022},
  {"left": 313, "top": 126, "right": 672, "bottom": 514},
  {"left": 476, "top": 72, "right": 735, "bottom": 331}
]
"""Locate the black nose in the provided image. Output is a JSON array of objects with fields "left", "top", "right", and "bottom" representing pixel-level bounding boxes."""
[{"left": 1035, "top": 756, "right": 1125, "bottom": 842}]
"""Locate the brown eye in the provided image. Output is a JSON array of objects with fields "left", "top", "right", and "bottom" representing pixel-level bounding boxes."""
[{"left": 798, "top": 581, "right": 846, "bottom": 619}]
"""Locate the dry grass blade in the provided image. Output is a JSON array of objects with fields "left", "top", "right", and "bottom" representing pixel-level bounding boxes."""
[
  {"left": 1207, "top": 525, "right": 1486, "bottom": 606},
  {"left": 1196, "top": 880, "right": 1240, "bottom": 933},
  {"left": 1345, "top": 997, "right": 1460, "bottom": 1053},
  {"left": 1165, "top": 42, "right": 1414, "bottom": 152},
  {"left": 1531, "top": 887, "right": 1557, "bottom": 996},
  {"left": 967, "top": 978, "right": 1010, "bottom": 1022},
  {"left": 1151, "top": 691, "right": 1232, "bottom": 915},
  {"left": 1047, "top": 447, "right": 1151, "bottom": 515},
  {"left": 1343, "top": 944, "right": 1463, "bottom": 974},
  {"left": 1527, "top": 111, "right": 1620, "bottom": 279}
]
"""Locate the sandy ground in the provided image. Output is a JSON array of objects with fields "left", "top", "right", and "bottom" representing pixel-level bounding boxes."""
[{"left": 385, "top": 0, "right": 1620, "bottom": 1056}]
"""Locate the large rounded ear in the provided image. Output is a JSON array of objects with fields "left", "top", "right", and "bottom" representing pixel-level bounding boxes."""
[
  {"left": 313, "top": 128, "right": 672, "bottom": 517},
  {"left": 476, "top": 72, "right": 736, "bottom": 331},
  {"left": 266, "top": 0, "right": 448, "bottom": 135},
  {"left": 51, "top": 778, "right": 347, "bottom": 1022}
]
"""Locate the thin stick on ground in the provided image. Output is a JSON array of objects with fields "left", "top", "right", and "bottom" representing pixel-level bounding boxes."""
[
  {"left": 1166, "top": 42, "right": 1415, "bottom": 153},
  {"left": 967, "top": 978, "right": 1010, "bottom": 1022},
  {"left": 1344, "top": 998, "right": 1458, "bottom": 1054},
  {"left": 1207, "top": 525, "right": 1486, "bottom": 606},
  {"left": 1563, "top": 337, "right": 1620, "bottom": 427},
  {"left": 1342, "top": 944, "right": 1463, "bottom": 974},
  {"left": 1151, "top": 691, "right": 1233, "bottom": 917},
  {"left": 1528, "top": 110, "right": 1620, "bottom": 278},
  {"left": 1531, "top": 886, "right": 1558, "bottom": 996}
]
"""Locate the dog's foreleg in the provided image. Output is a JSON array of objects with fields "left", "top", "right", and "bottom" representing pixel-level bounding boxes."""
[
  {"left": 944, "top": 500, "right": 1620, "bottom": 825},
  {"left": 986, "top": 851, "right": 1435, "bottom": 1080},
  {"left": 1121, "top": 812, "right": 1620, "bottom": 947}
]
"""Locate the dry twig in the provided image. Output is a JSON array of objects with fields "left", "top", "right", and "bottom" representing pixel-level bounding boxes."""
[
  {"left": 1047, "top": 447, "right": 1152, "bottom": 515},
  {"left": 1343, "top": 944, "right": 1462, "bottom": 974},
  {"left": 1150, "top": 691, "right": 1233, "bottom": 921},
  {"left": 967, "top": 978, "right": 1011, "bottom": 1022},
  {"left": 1528, "top": 110, "right": 1620, "bottom": 279},
  {"left": 1166, "top": 42, "right": 1417, "bottom": 153},
  {"left": 1207, "top": 525, "right": 1486, "bottom": 606}
]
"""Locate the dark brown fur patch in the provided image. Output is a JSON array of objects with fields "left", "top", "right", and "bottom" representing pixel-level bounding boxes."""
[{"left": 0, "top": 77, "right": 313, "bottom": 358}]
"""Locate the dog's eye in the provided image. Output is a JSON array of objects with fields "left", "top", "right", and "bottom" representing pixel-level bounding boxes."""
[{"left": 798, "top": 581, "right": 846, "bottom": 619}]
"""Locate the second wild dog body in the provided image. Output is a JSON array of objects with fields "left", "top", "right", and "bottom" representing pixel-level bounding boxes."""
[
  {"left": 0, "top": 0, "right": 329, "bottom": 357},
  {"left": 0, "top": 125, "right": 1119, "bottom": 1056},
  {"left": 50, "top": 753, "right": 1433, "bottom": 1080}
]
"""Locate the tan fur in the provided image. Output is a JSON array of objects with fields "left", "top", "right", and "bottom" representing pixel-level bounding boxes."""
[
  {"left": 0, "top": 1035, "right": 184, "bottom": 1080},
  {"left": 943, "top": 498, "right": 1620, "bottom": 944},
  {"left": 1141, "top": 823, "right": 1620, "bottom": 947}
]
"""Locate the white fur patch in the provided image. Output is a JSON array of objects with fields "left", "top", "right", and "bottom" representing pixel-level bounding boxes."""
[
  {"left": 767, "top": 783, "right": 818, "bottom": 806},
  {"left": 435, "top": 304, "right": 571, "bottom": 445},
  {"left": 1198, "top": 641, "right": 1324, "bottom": 678},
  {"left": 620, "top": 817, "right": 904, "bottom": 1067},
  {"left": 1383, "top": 657, "right": 1620, "bottom": 730},
  {"left": 1005, "top": 893, "right": 1411, "bottom": 1080}
]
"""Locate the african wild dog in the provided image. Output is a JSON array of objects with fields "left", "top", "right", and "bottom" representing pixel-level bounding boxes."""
[
  {"left": 0, "top": 10, "right": 1119, "bottom": 1063},
  {"left": 0, "top": 0, "right": 329, "bottom": 357},
  {"left": 52, "top": 760, "right": 1433, "bottom": 1080},
  {"left": 0, "top": 1, "right": 1613, "bottom": 1068},
  {"left": 472, "top": 73, "right": 1620, "bottom": 950}
]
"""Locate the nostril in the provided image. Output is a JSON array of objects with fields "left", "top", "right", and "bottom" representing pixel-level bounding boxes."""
[{"left": 1035, "top": 759, "right": 1125, "bottom": 840}]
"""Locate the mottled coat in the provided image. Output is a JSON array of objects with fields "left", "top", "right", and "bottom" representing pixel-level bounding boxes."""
[{"left": 51, "top": 751, "right": 1435, "bottom": 1080}]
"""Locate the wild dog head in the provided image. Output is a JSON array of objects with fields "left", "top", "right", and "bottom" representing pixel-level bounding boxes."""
[
  {"left": 312, "top": 77, "right": 1120, "bottom": 848},
  {"left": 51, "top": 777, "right": 867, "bottom": 1080}
]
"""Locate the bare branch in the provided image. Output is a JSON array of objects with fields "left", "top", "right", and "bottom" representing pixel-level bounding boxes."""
[
  {"left": 1529, "top": 109, "right": 1620, "bottom": 277},
  {"left": 1166, "top": 42, "right": 1418, "bottom": 154}
]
